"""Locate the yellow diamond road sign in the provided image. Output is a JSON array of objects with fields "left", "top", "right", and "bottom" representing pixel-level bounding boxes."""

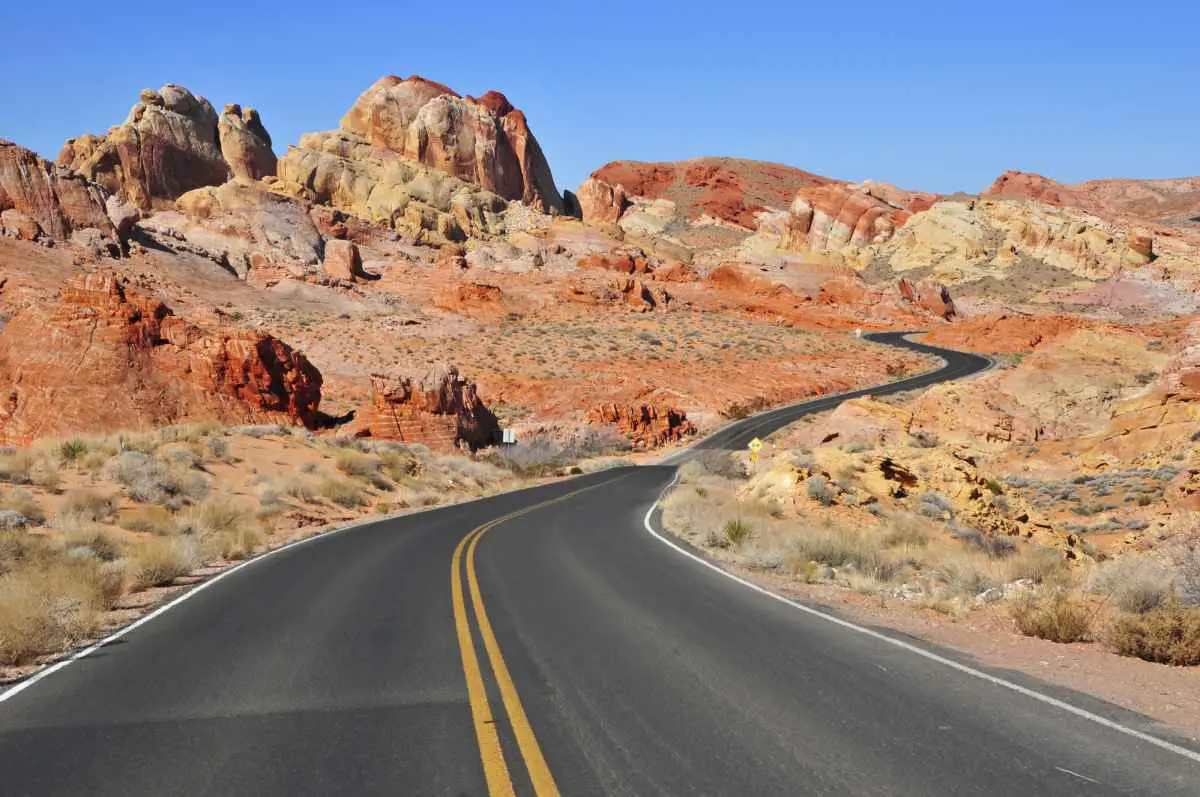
[{"left": 748, "top": 437, "right": 763, "bottom": 452}]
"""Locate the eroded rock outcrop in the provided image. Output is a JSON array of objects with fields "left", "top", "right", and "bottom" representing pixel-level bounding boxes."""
[
  {"left": 141, "top": 180, "right": 323, "bottom": 278},
  {"left": 273, "top": 75, "right": 563, "bottom": 242},
  {"left": 779, "top": 184, "right": 910, "bottom": 256},
  {"left": 345, "top": 363, "right": 499, "bottom": 450},
  {"left": 575, "top": 177, "right": 629, "bottom": 223},
  {"left": 587, "top": 402, "right": 696, "bottom": 449},
  {"left": 0, "top": 274, "right": 322, "bottom": 443},
  {"left": 59, "top": 85, "right": 234, "bottom": 210},
  {"left": 898, "top": 277, "right": 957, "bottom": 320},
  {"left": 0, "top": 139, "right": 114, "bottom": 242},
  {"left": 218, "top": 104, "right": 276, "bottom": 181}
]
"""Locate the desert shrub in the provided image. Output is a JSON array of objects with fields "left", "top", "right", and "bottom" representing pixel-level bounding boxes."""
[
  {"left": 206, "top": 523, "right": 265, "bottom": 562},
  {"left": 379, "top": 450, "right": 423, "bottom": 481},
  {"left": 284, "top": 477, "right": 318, "bottom": 502},
  {"left": 318, "top": 479, "right": 366, "bottom": 508},
  {"left": 1011, "top": 590, "right": 1092, "bottom": 643},
  {"left": 1106, "top": 605, "right": 1200, "bottom": 666},
  {"left": 0, "top": 488, "right": 45, "bottom": 524},
  {"left": 0, "top": 559, "right": 123, "bottom": 664},
  {"left": 1004, "top": 544, "right": 1066, "bottom": 584},
  {"left": 61, "top": 528, "right": 124, "bottom": 562},
  {"left": 57, "top": 438, "right": 89, "bottom": 463},
  {"left": 57, "top": 489, "right": 120, "bottom": 526},
  {"left": 908, "top": 431, "right": 939, "bottom": 448},
  {"left": 694, "top": 450, "right": 747, "bottom": 480},
  {"left": 0, "top": 449, "right": 36, "bottom": 484},
  {"left": 1088, "top": 556, "right": 1174, "bottom": 614},
  {"left": 175, "top": 499, "right": 248, "bottom": 538},
  {"left": 880, "top": 514, "right": 931, "bottom": 549},
  {"left": 917, "top": 491, "right": 952, "bottom": 520},
  {"left": 205, "top": 436, "right": 231, "bottom": 461},
  {"left": 807, "top": 475, "right": 835, "bottom": 506},
  {"left": 437, "top": 456, "right": 509, "bottom": 489},
  {"left": 788, "top": 523, "right": 898, "bottom": 581},
  {"left": 723, "top": 518, "right": 752, "bottom": 546},
  {"left": 29, "top": 459, "right": 61, "bottom": 492},
  {"left": 935, "top": 553, "right": 1001, "bottom": 597},
  {"left": 129, "top": 537, "right": 200, "bottom": 589},
  {"left": 336, "top": 451, "right": 382, "bottom": 480},
  {"left": 490, "top": 427, "right": 630, "bottom": 477},
  {"left": 108, "top": 451, "right": 210, "bottom": 505},
  {"left": 118, "top": 505, "right": 177, "bottom": 536},
  {"left": 228, "top": 425, "right": 289, "bottom": 439},
  {"left": 950, "top": 525, "right": 1016, "bottom": 558},
  {"left": 0, "top": 510, "right": 27, "bottom": 531}
]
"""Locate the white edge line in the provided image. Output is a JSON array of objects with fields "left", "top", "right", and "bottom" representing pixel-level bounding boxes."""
[{"left": 641, "top": 475, "right": 1200, "bottom": 766}]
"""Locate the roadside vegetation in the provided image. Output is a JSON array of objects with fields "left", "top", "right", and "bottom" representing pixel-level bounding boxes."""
[
  {"left": 662, "top": 450, "right": 1200, "bottom": 667},
  {"left": 0, "top": 423, "right": 631, "bottom": 669}
]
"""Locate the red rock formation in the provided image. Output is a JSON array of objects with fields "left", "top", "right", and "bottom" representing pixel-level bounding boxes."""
[
  {"left": 897, "top": 278, "right": 957, "bottom": 320},
  {"left": 589, "top": 157, "right": 834, "bottom": 228},
  {"left": 0, "top": 274, "right": 321, "bottom": 443},
  {"left": 706, "top": 263, "right": 786, "bottom": 295},
  {"left": 58, "top": 85, "right": 233, "bottom": 210},
  {"left": 651, "top": 260, "right": 700, "bottom": 283},
  {"left": 323, "top": 239, "right": 375, "bottom": 282},
  {"left": 574, "top": 177, "right": 629, "bottom": 223},
  {"left": 577, "top": 252, "right": 654, "bottom": 274},
  {"left": 817, "top": 275, "right": 870, "bottom": 305},
  {"left": 346, "top": 364, "right": 499, "bottom": 451},
  {"left": 782, "top": 184, "right": 910, "bottom": 253},
  {"left": 0, "top": 139, "right": 114, "bottom": 241},
  {"left": 982, "top": 171, "right": 1067, "bottom": 206},
  {"left": 339, "top": 75, "right": 564, "bottom": 213},
  {"left": 1128, "top": 233, "right": 1154, "bottom": 260},
  {"left": 586, "top": 402, "right": 697, "bottom": 449},
  {"left": 434, "top": 282, "right": 504, "bottom": 317}
]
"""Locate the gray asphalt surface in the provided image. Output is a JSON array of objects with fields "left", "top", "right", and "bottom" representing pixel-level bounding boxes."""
[{"left": 0, "top": 333, "right": 1197, "bottom": 795}]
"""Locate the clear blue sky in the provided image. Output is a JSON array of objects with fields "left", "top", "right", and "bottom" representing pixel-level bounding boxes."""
[{"left": 2, "top": 1, "right": 1195, "bottom": 195}]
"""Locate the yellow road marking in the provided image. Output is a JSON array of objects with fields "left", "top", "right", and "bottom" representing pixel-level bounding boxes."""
[
  {"left": 452, "top": 527, "right": 516, "bottom": 797},
  {"left": 452, "top": 475, "right": 627, "bottom": 796}
]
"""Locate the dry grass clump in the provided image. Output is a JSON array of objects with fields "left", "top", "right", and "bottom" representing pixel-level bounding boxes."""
[
  {"left": 1105, "top": 605, "right": 1200, "bottom": 666},
  {"left": 119, "top": 505, "right": 177, "bottom": 536},
  {"left": 1087, "top": 556, "right": 1175, "bottom": 614},
  {"left": 57, "top": 489, "right": 120, "bottom": 526},
  {"left": 0, "top": 558, "right": 124, "bottom": 665},
  {"left": 0, "top": 487, "right": 45, "bottom": 525},
  {"left": 488, "top": 427, "right": 629, "bottom": 477},
  {"left": 129, "top": 537, "right": 200, "bottom": 589},
  {"left": 318, "top": 478, "right": 366, "bottom": 508},
  {"left": 336, "top": 450, "right": 383, "bottom": 480},
  {"left": 1011, "top": 590, "right": 1093, "bottom": 643}
]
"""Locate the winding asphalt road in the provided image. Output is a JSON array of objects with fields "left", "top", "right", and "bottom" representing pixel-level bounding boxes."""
[{"left": 1, "top": 333, "right": 1198, "bottom": 795}]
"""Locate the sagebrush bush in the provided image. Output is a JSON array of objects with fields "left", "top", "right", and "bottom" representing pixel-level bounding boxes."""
[
  {"left": 57, "top": 489, "right": 120, "bottom": 525},
  {"left": 490, "top": 427, "right": 630, "bottom": 477},
  {"left": 1106, "top": 605, "right": 1200, "bottom": 666},
  {"left": 336, "top": 451, "right": 382, "bottom": 480},
  {"left": 1011, "top": 591, "right": 1092, "bottom": 643},
  {"left": 118, "top": 505, "right": 177, "bottom": 536},
  {"left": 1087, "top": 556, "right": 1174, "bottom": 614},
  {"left": 0, "top": 488, "right": 45, "bottom": 524},
  {"left": 806, "top": 475, "right": 835, "bottom": 506}
]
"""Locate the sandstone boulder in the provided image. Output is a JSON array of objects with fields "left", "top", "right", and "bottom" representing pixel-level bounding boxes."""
[
  {"left": 575, "top": 177, "right": 628, "bottom": 223},
  {"left": 345, "top": 363, "right": 499, "bottom": 450},
  {"left": 218, "top": 104, "right": 276, "bottom": 181},
  {"left": 322, "top": 239, "right": 376, "bottom": 282},
  {"left": 0, "top": 139, "right": 114, "bottom": 241},
  {"left": 0, "top": 274, "right": 322, "bottom": 443},
  {"left": 897, "top": 277, "right": 957, "bottom": 320},
  {"left": 58, "top": 85, "right": 231, "bottom": 210},
  {"left": 337, "top": 75, "right": 563, "bottom": 213},
  {"left": 586, "top": 402, "right": 696, "bottom": 449}
]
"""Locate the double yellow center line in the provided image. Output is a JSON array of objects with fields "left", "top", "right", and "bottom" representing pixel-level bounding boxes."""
[{"left": 450, "top": 475, "right": 626, "bottom": 796}]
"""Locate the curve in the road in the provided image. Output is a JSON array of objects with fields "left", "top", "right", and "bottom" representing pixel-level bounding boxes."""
[{"left": 2, "top": 332, "right": 1199, "bottom": 797}]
